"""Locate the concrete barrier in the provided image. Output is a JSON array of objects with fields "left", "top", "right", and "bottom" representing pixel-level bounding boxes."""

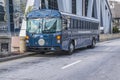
[
  {"left": 19, "top": 37, "right": 26, "bottom": 54},
  {"left": 11, "top": 36, "right": 26, "bottom": 54},
  {"left": 11, "top": 37, "right": 20, "bottom": 53},
  {"left": 100, "top": 33, "right": 120, "bottom": 42}
]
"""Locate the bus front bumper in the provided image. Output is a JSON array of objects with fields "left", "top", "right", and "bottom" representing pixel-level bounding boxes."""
[{"left": 26, "top": 46, "right": 61, "bottom": 52}]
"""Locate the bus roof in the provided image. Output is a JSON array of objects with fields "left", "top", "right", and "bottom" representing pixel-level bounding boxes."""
[
  {"left": 27, "top": 9, "right": 99, "bottom": 23},
  {"left": 61, "top": 12, "right": 99, "bottom": 22},
  {"left": 27, "top": 9, "right": 61, "bottom": 19}
]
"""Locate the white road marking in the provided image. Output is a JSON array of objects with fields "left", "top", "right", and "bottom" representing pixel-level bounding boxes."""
[
  {"left": 105, "top": 47, "right": 112, "bottom": 51},
  {"left": 61, "top": 60, "right": 82, "bottom": 69}
]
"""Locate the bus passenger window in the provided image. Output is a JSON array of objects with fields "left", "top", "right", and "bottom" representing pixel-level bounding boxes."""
[
  {"left": 76, "top": 20, "right": 78, "bottom": 29},
  {"left": 80, "top": 21, "right": 83, "bottom": 30}
]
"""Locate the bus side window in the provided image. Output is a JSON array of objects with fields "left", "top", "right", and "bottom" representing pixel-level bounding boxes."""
[
  {"left": 71, "top": 19, "right": 73, "bottom": 29},
  {"left": 76, "top": 20, "right": 78, "bottom": 29},
  {"left": 78, "top": 20, "right": 80, "bottom": 29},
  {"left": 90, "top": 22, "right": 91, "bottom": 30},
  {"left": 62, "top": 19, "right": 68, "bottom": 30},
  {"left": 81, "top": 20, "right": 83, "bottom": 30}
]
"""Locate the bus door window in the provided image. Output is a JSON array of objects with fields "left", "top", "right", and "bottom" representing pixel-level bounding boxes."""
[
  {"left": 67, "top": 18, "right": 70, "bottom": 29},
  {"left": 62, "top": 19, "right": 68, "bottom": 30}
]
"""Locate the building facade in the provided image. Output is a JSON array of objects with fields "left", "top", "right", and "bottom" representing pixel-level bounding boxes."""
[
  {"left": 109, "top": 0, "right": 120, "bottom": 30},
  {"left": 0, "top": 2, "right": 5, "bottom": 21},
  {"left": 2, "top": 0, "right": 110, "bottom": 36},
  {"left": 0, "top": 0, "right": 8, "bottom": 32},
  {"left": 0, "top": 0, "right": 28, "bottom": 35},
  {"left": 0, "top": 0, "right": 112, "bottom": 36}
]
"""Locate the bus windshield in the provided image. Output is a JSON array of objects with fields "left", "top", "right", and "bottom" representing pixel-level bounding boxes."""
[{"left": 27, "top": 18, "right": 61, "bottom": 34}]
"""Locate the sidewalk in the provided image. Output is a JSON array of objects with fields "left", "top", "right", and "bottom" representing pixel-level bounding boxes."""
[{"left": 0, "top": 52, "right": 36, "bottom": 62}]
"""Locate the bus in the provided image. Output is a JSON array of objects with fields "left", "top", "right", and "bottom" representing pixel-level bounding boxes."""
[{"left": 26, "top": 9, "right": 99, "bottom": 55}]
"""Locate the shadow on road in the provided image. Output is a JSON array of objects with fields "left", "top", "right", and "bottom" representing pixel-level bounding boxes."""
[{"left": 31, "top": 46, "right": 98, "bottom": 58}]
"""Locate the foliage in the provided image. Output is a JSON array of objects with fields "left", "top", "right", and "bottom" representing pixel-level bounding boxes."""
[
  {"left": 113, "top": 26, "right": 119, "bottom": 33},
  {"left": 20, "top": 0, "right": 27, "bottom": 14}
]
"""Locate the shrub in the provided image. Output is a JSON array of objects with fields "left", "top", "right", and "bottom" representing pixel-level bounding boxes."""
[{"left": 113, "top": 26, "right": 119, "bottom": 33}]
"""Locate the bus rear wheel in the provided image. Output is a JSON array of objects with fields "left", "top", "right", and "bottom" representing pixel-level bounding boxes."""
[
  {"left": 67, "top": 42, "right": 75, "bottom": 55},
  {"left": 87, "top": 38, "right": 96, "bottom": 48},
  {"left": 90, "top": 39, "right": 96, "bottom": 48}
]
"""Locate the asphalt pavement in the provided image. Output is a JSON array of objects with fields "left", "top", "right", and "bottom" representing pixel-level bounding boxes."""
[{"left": 0, "top": 39, "right": 120, "bottom": 80}]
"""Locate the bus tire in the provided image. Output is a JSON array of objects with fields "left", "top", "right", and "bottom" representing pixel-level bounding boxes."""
[
  {"left": 88, "top": 38, "right": 96, "bottom": 48},
  {"left": 90, "top": 38, "right": 96, "bottom": 48},
  {"left": 67, "top": 42, "right": 75, "bottom": 55},
  {"left": 40, "top": 51, "right": 45, "bottom": 54}
]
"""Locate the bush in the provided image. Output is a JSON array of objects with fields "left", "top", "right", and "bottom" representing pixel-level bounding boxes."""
[{"left": 113, "top": 26, "right": 119, "bottom": 33}]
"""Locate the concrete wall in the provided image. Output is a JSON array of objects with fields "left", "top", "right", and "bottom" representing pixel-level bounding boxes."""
[
  {"left": 100, "top": 34, "right": 120, "bottom": 41},
  {"left": 0, "top": 35, "right": 11, "bottom": 56},
  {"left": 11, "top": 37, "right": 20, "bottom": 53}
]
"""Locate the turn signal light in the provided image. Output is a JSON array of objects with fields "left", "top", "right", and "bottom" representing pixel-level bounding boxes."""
[
  {"left": 56, "top": 35, "right": 61, "bottom": 40},
  {"left": 25, "top": 36, "right": 29, "bottom": 40}
]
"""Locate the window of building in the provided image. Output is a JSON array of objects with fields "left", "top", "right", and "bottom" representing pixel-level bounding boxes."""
[
  {"left": 0, "top": 5, "right": 5, "bottom": 21},
  {"left": 41, "top": 0, "right": 46, "bottom": 9},
  {"left": 82, "top": 0, "right": 88, "bottom": 16},
  {"left": 85, "top": 0, "right": 88, "bottom": 16},
  {"left": 48, "top": 0, "right": 58, "bottom": 10},
  {"left": 72, "top": 0, "right": 76, "bottom": 14},
  {"left": 92, "top": 0, "right": 97, "bottom": 18}
]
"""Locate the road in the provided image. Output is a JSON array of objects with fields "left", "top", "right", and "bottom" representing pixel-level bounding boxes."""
[{"left": 0, "top": 39, "right": 120, "bottom": 80}]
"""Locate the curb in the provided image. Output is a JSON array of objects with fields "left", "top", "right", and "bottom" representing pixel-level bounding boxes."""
[{"left": 0, "top": 52, "right": 36, "bottom": 62}]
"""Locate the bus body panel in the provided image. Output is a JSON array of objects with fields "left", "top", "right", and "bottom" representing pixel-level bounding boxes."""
[{"left": 26, "top": 32, "right": 62, "bottom": 52}]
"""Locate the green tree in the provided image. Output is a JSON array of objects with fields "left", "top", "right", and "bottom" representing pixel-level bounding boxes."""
[{"left": 113, "top": 26, "right": 119, "bottom": 33}]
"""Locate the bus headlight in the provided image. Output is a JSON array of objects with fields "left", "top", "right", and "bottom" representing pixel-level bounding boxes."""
[
  {"left": 56, "top": 35, "right": 61, "bottom": 43},
  {"left": 25, "top": 36, "right": 29, "bottom": 40}
]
